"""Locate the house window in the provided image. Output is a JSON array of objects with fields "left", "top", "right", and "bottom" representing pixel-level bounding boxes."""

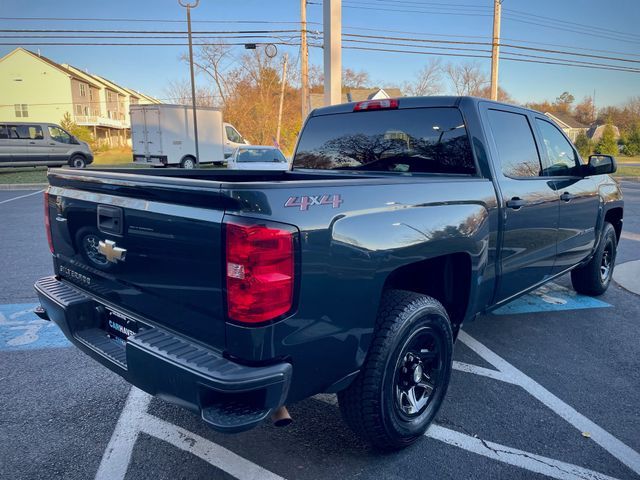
[
  {"left": 89, "top": 89, "right": 94, "bottom": 100},
  {"left": 107, "top": 91, "right": 113, "bottom": 102},
  {"left": 75, "top": 104, "right": 83, "bottom": 115},
  {"left": 79, "top": 83, "right": 87, "bottom": 96},
  {"left": 84, "top": 106, "right": 89, "bottom": 115},
  {"left": 14, "top": 104, "right": 28, "bottom": 118}
]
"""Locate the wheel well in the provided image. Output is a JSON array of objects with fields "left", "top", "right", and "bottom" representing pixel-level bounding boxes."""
[
  {"left": 604, "top": 207, "right": 623, "bottom": 242},
  {"left": 181, "top": 155, "right": 195, "bottom": 163},
  {"left": 70, "top": 153, "right": 86, "bottom": 161},
  {"left": 382, "top": 253, "right": 472, "bottom": 331}
]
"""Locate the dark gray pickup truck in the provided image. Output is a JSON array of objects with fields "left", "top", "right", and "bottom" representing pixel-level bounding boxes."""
[{"left": 35, "top": 96, "right": 623, "bottom": 450}]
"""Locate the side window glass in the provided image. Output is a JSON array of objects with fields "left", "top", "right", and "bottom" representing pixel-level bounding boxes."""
[
  {"left": 487, "top": 109, "right": 541, "bottom": 178},
  {"left": 535, "top": 119, "right": 580, "bottom": 176},
  {"left": 0, "top": 125, "right": 7, "bottom": 139},
  {"left": 28, "top": 126, "right": 44, "bottom": 140},
  {"left": 48, "top": 126, "right": 71, "bottom": 143}
]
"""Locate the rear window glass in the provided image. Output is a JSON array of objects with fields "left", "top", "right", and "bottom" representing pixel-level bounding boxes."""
[
  {"left": 237, "top": 149, "right": 287, "bottom": 163},
  {"left": 293, "top": 107, "right": 475, "bottom": 174}
]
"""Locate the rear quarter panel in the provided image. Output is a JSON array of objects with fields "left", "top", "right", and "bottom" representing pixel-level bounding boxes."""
[{"left": 223, "top": 176, "right": 498, "bottom": 400}]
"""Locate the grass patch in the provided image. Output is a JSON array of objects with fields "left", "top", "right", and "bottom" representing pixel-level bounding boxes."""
[
  {"left": 614, "top": 165, "right": 640, "bottom": 177},
  {"left": 616, "top": 156, "right": 640, "bottom": 164},
  {"left": 93, "top": 147, "right": 133, "bottom": 165}
]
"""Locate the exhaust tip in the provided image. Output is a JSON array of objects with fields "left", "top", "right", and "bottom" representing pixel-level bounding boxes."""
[{"left": 271, "top": 406, "right": 292, "bottom": 427}]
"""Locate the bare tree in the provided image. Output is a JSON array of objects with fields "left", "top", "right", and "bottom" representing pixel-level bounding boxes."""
[
  {"left": 343, "top": 68, "right": 371, "bottom": 89},
  {"left": 164, "top": 79, "right": 217, "bottom": 107},
  {"left": 445, "top": 62, "right": 488, "bottom": 96},
  {"left": 404, "top": 59, "right": 443, "bottom": 96},
  {"left": 181, "top": 42, "right": 234, "bottom": 106}
]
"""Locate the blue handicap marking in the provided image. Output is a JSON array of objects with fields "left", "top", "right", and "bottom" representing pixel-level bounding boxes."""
[
  {"left": 492, "top": 282, "right": 611, "bottom": 315},
  {"left": 0, "top": 303, "right": 70, "bottom": 351}
]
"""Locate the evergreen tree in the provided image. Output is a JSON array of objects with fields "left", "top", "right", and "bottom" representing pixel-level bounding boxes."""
[
  {"left": 622, "top": 122, "right": 640, "bottom": 156},
  {"left": 574, "top": 132, "right": 592, "bottom": 158},
  {"left": 60, "top": 112, "right": 95, "bottom": 148},
  {"left": 595, "top": 123, "right": 618, "bottom": 156}
]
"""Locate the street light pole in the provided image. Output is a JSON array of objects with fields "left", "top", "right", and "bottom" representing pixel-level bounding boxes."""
[
  {"left": 300, "top": 0, "right": 309, "bottom": 119},
  {"left": 179, "top": 0, "right": 200, "bottom": 167}
]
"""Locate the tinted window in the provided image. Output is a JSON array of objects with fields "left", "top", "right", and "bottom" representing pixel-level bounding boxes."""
[
  {"left": 237, "top": 149, "right": 287, "bottom": 163},
  {"left": 535, "top": 119, "right": 580, "bottom": 176},
  {"left": 487, "top": 110, "right": 541, "bottom": 178},
  {"left": 0, "top": 125, "right": 7, "bottom": 139},
  {"left": 8, "top": 125, "right": 43, "bottom": 140},
  {"left": 293, "top": 107, "right": 475, "bottom": 174}
]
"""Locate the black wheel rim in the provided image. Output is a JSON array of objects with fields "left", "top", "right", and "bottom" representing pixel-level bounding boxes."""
[
  {"left": 83, "top": 234, "right": 109, "bottom": 266},
  {"left": 600, "top": 242, "right": 613, "bottom": 283},
  {"left": 393, "top": 325, "right": 443, "bottom": 420}
]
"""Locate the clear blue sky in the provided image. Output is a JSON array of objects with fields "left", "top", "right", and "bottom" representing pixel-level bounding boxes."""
[{"left": 1, "top": 0, "right": 638, "bottom": 107}]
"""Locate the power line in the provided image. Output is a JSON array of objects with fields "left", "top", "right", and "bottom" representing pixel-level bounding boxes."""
[
  {"left": 310, "top": 2, "right": 493, "bottom": 17},
  {"left": 502, "top": 8, "right": 640, "bottom": 41},
  {"left": 354, "top": 0, "right": 491, "bottom": 9},
  {"left": 0, "top": 16, "right": 323, "bottom": 25},
  {"left": 337, "top": 44, "right": 640, "bottom": 74},
  {"left": 0, "top": 28, "right": 301, "bottom": 34}
]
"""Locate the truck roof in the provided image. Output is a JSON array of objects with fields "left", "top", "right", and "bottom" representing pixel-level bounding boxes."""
[{"left": 309, "top": 95, "right": 541, "bottom": 117}]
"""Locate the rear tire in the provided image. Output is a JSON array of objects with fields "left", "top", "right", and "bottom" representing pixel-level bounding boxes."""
[
  {"left": 180, "top": 156, "right": 196, "bottom": 169},
  {"left": 571, "top": 222, "right": 617, "bottom": 296},
  {"left": 338, "top": 290, "right": 453, "bottom": 450},
  {"left": 69, "top": 155, "right": 87, "bottom": 169}
]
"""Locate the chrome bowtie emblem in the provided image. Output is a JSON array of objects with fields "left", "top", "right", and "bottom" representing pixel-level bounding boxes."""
[{"left": 98, "top": 239, "right": 127, "bottom": 263}]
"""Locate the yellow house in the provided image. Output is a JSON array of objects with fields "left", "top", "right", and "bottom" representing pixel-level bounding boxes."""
[{"left": 0, "top": 47, "right": 160, "bottom": 147}]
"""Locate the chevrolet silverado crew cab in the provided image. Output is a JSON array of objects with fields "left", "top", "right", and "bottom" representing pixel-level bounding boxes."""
[{"left": 35, "top": 97, "right": 623, "bottom": 450}]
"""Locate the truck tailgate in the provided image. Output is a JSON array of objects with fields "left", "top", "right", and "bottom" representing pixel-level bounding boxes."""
[{"left": 46, "top": 173, "right": 228, "bottom": 348}]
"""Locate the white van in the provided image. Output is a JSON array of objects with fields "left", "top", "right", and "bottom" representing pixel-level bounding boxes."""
[
  {"left": 0, "top": 122, "right": 93, "bottom": 168},
  {"left": 131, "top": 104, "right": 248, "bottom": 168}
]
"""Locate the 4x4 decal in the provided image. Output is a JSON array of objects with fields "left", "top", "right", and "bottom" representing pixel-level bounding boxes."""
[{"left": 284, "top": 194, "right": 343, "bottom": 211}]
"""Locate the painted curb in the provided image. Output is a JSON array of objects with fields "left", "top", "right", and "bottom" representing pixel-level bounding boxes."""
[
  {"left": 0, "top": 183, "right": 47, "bottom": 190},
  {"left": 613, "top": 260, "right": 640, "bottom": 296}
]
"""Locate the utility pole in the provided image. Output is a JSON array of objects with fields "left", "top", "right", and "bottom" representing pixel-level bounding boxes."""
[
  {"left": 490, "top": 0, "right": 502, "bottom": 101},
  {"left": 276, "top": 54, "right": 288, "bottom": 146},
  {"left": 323, "top": 0, "right": 341, "bottom": 106},
  {"left": 300, "top": 0, "right": 309, "bottom": 119},
  {"left": 179, "top": 0, "right": 200, "bottom": 166}
]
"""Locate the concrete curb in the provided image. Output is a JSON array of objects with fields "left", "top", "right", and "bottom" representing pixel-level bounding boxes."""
[
  {"left": 613, "top": 260, "right": 640, "bottom": 296},
  {"left": 0, "top": 183, "right": 47, "bottom": 190}
]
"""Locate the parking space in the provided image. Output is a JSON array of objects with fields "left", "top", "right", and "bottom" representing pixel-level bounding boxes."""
[{"left": 1, "top": 183, "right": 639, "bottom": 480}]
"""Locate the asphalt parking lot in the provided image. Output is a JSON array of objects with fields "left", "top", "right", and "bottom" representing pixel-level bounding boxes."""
[{"left": 1, "top": 182, "right": 639, "bottom": 480}]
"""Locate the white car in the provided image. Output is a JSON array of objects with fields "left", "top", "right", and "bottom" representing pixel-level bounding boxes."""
[{"left": 227, "top": 146, "right": 290, "bottom": 171}]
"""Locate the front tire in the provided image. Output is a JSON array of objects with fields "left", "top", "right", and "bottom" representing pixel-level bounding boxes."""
[
  {"left": 338, "top": 290, "right": 453, "bottom": 450},
  {"left": 571, "top": 222, "right": 617, "bottom": 296},
  {"left": 180, "top": 156, "right": 196, "bottom": 169}
]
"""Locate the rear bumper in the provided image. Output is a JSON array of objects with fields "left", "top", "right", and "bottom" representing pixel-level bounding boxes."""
[{"left": 34, "top": 276, "right": 292, "bottom": 432}]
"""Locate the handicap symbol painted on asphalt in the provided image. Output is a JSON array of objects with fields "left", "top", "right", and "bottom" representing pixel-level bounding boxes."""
[
  {"left": 0, "top": 303, "right": 70, "bottom": 351},
  {"left": 492, "top": 282, "right": 611, "bottom": 315}
]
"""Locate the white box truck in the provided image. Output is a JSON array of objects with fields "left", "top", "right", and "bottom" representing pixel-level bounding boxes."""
[{"left": 130, "top": 104, "right": 248, "bottom": 168}]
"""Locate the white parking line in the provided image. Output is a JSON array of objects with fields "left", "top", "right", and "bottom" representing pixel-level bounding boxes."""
[
  {"left": 427, "top": 425, "right": 620, "bottom": 480},
  {"left": 621, "top": 231, "right": 640, "bottom": 242},
  {"left": 96, "top": 331, "right": 639, "bottom": 480},
  {"left": 95, "top": 387, "right": 151, "bottom": 480},
  {"left": 95, "top": 387, "right": 284, "bottom": 480},
  {"left": 458, "top": 331, "right": 640, "bottom": 476},
  {"left": 141, "top": 415, "right": 285, "bottom": 480},
  {"left": 0, "top": 189, "right": 43, "bottom": 205}
]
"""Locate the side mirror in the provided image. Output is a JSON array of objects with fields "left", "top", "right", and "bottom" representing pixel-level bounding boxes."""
[{"left": 587, "top": 154, "right": 616, "bottom": 175}]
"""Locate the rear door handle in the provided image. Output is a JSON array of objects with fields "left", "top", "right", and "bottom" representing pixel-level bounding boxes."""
[
  {"left": 506, "top": 197, "right": 527, "bottom": 210},
  {"left": 560, "top": 192, "right": 575, "bottom": 202}
]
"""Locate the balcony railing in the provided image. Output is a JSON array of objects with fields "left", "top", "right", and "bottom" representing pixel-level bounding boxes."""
[{"left": 75, "top": 115, "right": 128, "bottom": 129}]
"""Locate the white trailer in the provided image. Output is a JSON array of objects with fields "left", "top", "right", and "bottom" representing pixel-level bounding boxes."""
[{"left": 130, "top": 104, "right": 248, "bottom": 168}]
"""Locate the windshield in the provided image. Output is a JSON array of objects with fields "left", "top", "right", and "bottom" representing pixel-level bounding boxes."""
[
  {"left": 236, "top": 148, "right": 287, "bottom": 163},
  {"left": 293, "top": 107, "right": 475, "bottom": 174}
]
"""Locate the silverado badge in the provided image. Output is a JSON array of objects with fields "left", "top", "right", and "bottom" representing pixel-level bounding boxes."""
[{"left": 98, "top": 240, "right": 127, "bottom": 263}]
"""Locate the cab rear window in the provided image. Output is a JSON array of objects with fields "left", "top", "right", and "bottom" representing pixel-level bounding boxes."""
[{"left": 293, "top": 107, "right": 475, "bottom": 174}]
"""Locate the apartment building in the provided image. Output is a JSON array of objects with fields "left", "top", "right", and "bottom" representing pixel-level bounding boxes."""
[{"left": 0, "top": 47, "right": 160, "bottom": 147}]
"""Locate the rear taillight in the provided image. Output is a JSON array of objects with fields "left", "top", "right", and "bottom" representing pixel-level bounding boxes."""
[
  {"left": 44, "top": 191, "right": 54, "bottom": 253},
  {"left": 353, "top": 98, "right": 399, "bottom": 112},
  {"left": 225, "top": 220, "right": 294, "bottom": 324}
]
